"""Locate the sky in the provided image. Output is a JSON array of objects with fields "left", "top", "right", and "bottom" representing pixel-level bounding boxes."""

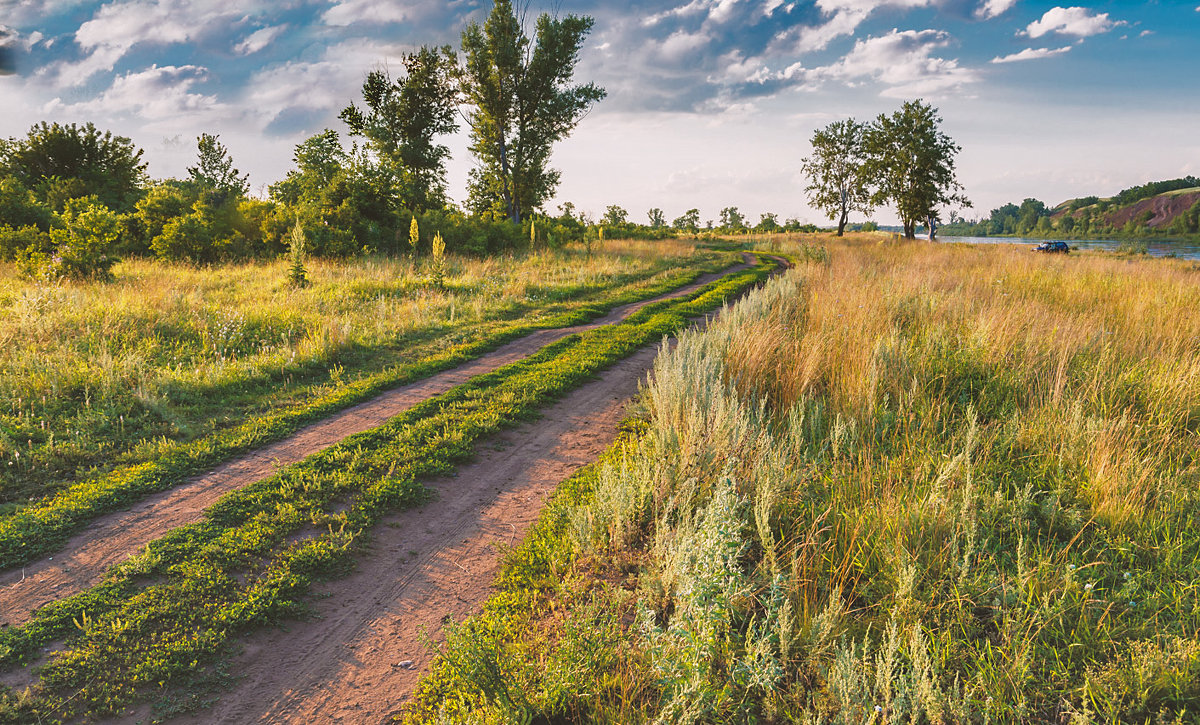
[{"left": 1, "top": 0, "right": 1198, "bottom": 226}]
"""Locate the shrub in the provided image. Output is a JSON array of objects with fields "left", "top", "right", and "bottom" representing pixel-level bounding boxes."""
[{"left": 16, "top": 197, "right": 121, "bottom": 280}]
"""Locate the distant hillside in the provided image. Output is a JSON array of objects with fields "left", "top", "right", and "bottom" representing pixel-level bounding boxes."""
[{"left": 942, "top": 176, "right": 1200, "bottom": 238}]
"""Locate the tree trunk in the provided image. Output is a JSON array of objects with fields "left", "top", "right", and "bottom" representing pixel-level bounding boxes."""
[
  {"left": 836, "top": 209, "right": 847, "bottom": 236},
  {"left": 497, "top": 134, "right": 519, "bottom": 224}
]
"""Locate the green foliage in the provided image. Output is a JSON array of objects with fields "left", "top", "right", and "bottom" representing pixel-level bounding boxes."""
[
  {"left": 672, "top": 208, "right": 700, "bottom": 233},
  {"left": 602, "top": 204, "right": 628, "bottom": 225},
  {"left": 431, "top": 231, "right": 446, "bottom": 289},
  {"left": 802, "top": 118, "right": 873, "bottom": 236},
  {"left": 718, "top": 206, "right": 745, "bottom": 231},
  {"left": 287, "top": 220, "right": 309, "bottom": 288},
  {"left": 16, "top": 197, "right": 121, "bottom": 280},
  {"left": 187, "top": 133, "right": 249, "bottom": 204},
  {"left": 647, "top": 207, "right": 666, "bottom": 229},
  {"left": 1113, "top": 176, "right": 1200, "bottom": 206},
  {"left": 863, "top": 100, "right": 969, "bottom": 239},
  {"left": 458, "top": 0, "right": 606, "bottom": 223},
  {"left": 0, "top": 121, "right": 147, "bottom": 213},
  {"left": 0, "top": 175, "right": 51, "bottom": 232},
  {"left": 340, "top": 47, "right": 459, "bottom": 213}
]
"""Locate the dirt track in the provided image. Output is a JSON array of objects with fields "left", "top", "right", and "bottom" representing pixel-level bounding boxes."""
[
  {"left": 146, "top": 340, "right": 662, "bottom": 725},
  {"left": 0, "top": 255, "right": 752, "bottom": 629}
]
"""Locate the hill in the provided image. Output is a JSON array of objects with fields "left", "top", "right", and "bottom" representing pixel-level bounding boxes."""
[{"left": 943, "top": 176, "right": 1200, "bottom": 238}]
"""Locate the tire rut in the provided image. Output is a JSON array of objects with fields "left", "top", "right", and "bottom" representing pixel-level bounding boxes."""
[{"left": 0, "top": 256, "right": 754, "bottom": 629}]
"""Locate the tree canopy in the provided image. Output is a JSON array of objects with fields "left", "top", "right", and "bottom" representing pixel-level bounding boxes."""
[
  {"left": 801, "top": 119, "right": 872, "bottom": 236},
  {"left": 863, "top": 100, "right": 969, "bottom": 239},
  {"left": 0, "top": 121, "right": 147, "bottom": 213},
  {"left": 458, "top": 0, "right": 606, "bottom": 223}
]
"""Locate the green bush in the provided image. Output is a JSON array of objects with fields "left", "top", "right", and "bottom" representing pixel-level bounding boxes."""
[{"left": 16, "top": 198, "right": 121, "bottom": 280}]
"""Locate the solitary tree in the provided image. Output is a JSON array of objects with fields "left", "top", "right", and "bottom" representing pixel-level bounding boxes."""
[
  {"left": 188, "top": 133, "right": 249, "bottom": 203},
  {"left": 0, "top": 121, "right": 147, "bottom": 212},
  {"left": 863, "top": 100, "right": 969, "bottom": 239},
  {"left": 458, "top": 0, "right": 606, "bottom": 223},
  {"left": 340, "top": 46, "right": 459, "bottom": 212},
  {"left": 647, "top": 207, "right": 665, "bottom": 228},
  {"left": 801, "top": 119, "right": 872, "bottom": 236}
]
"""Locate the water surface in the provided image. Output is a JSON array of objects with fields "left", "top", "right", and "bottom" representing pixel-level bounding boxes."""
[{"left": 940, "top": 236, "right": 1200, "bottom": 261}]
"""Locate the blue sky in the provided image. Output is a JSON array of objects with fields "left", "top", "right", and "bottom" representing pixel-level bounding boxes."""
[{"left": 2, "top": 0, "right": 1198, "bottom": 225}]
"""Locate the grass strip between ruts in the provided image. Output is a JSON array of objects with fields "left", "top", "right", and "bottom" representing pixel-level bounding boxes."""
[
  {"left": 0, "top": 255, "right": 778, "bottom": 723},
  {"left": 0, "top": 253, "right": 737, "bottom": 572}
]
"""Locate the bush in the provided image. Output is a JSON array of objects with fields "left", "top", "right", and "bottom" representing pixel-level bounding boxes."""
[{"left": 16, "top": 198, "right": 121, "bottom": 280}]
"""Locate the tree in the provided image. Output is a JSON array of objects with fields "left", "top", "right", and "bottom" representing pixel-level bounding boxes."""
[
  {"left": 458, "top": 0, "right": 606, "bottom": 223},
  {"left": 863, "top": 100, "right": 969, "bottom": 239},
  {"left": 340, "top": 47, "right": 459, "bottom": 212},
  {"left": 718, "top": 206, "right": 745, "bottom": 231},
  {"left": 756, "top": 212, "right": 780, "bottom": 233},
  {"left": 672, "top": 208, "right": 700, "bottom": 232},
  {"left": 0, "top": 121, "right": 147, "bottom": 212},
  {"left": 188, "top": 133, "right": 248, "bottom": 203},
  {"left": 647, "top": 208, "right": 665, "bottom": 228},
  {"left": 603, "top": 205, "right": 627, "bottom": 225},
  {"left": 268, "top": 129, "right": 347, "bottom": 205},
  {"left": 801, "top": 119, "right": 872, "bottom": 236}
]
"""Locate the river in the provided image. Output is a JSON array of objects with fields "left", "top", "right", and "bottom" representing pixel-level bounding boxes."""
[{"left": 940, "top": 236, "right": 1200, "bottom": 261}]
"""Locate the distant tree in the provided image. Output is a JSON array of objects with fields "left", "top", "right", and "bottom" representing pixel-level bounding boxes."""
[
  {"left": 647, "top": 207, "right": 665, "bottom": 228},
  {"left": 188, "top": 133, "right": 249, "bottom": 203},
  {"left": 718, "top": 206, "right": 745, "bottom": 231},
  {"left": 801, "top": 118, "right": 872, "bottom": 236},
  {"left": 602, "top": 205, "right": 627, "bottom": 225},
  {"left": 340, "top": 47, "right": 459, "bottom": 212},
  {"left": 268, "top": 130, "right": 347, "bottom": 206},
  {"left": 672, "top": 208, "right": 700, "bottom": 232},
  {"left": 0, "top": 176, "right": 52, "bottom": 230},
  {"left": 0, "top": 121, "right": 147, "bottom": 213},
  {"left": 755, "top": 212, "right": 780, "bottom": 233},
  {"left": 863, "top": 100, "right": 969, "bottom": 239},
  {"left": 457, "top": 0, "right": 606, "bottom": 223}
]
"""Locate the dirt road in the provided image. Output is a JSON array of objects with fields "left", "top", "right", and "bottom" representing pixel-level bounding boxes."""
[{"left": 0, "top": 256, "right": 753, "bottom": 629}]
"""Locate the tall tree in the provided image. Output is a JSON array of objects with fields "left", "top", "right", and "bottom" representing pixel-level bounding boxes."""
[
  {"left": 719, "top": 206, "right": 745, "bottom": 230},
  {"left": 458, "top": 0, "right": 606, "bottom": 223},
  {"left": 647, "top": 207, "right": 665, "bottom": 228},
  {"left": 863, "top": 100, "right": 969, "bottom": 239},
  {"left": 340, "top": 46, "right": 459, "bottom": 212},
  {"left": 188, "top": 133, "right": 248, "bottom": 203},
  {"left": 0, "top": 121, "right": 147, "bottom": 212},
  {"left": 801, "top": 118, "right": 872, "bottom": 236},
  {"left": 603, "top": 204, "right": 627, "bottom": 225}
]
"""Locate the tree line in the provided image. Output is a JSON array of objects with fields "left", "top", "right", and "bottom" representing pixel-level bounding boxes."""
[
  {"left": 0, "top": 0, "right": 607, "bottom": 280},
  {"left": 801, "top": 99, "right": 969, "bottom": 238}
]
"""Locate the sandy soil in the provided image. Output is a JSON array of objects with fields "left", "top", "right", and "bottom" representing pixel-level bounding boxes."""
[{"left": 0, "top": 255, "right": 752, "bottom": 629}]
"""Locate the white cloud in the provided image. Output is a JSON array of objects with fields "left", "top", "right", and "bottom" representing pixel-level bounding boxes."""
[
  {"left": 322, "top": 0, "right": 442, "bottom": 27},
  {"left": 49, "top": 0, "right": 248, "bottom": 87},
  {"left": 775, "top": 0, "right": 936, "bottom": 54},
  {"left": 809, "top": 28, "right": 979, "bottom": 97},
  {"left": 991, "top": 46, "right": 1072, "bottom": 63},
  {"left": 975, "top": 0, "right": 1017, "bottom": 20},
  {"left": 1024, "top": 6, "right": 1120, "bottom": 39},
  {"left": 235, "top": 25, "right": 287, "bottom": 56},
  {"left": 46, "top": 64, "right": 227, "bottom": 125}
]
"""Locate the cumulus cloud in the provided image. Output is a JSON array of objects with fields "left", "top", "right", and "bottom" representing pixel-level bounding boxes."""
[
  {"left": 1023, "top": 6, "right": 1120, "bottom": 39},
  {"left": 991, "top": 46, "right": 1071, "bottom": 63},
  {"left": 46, "top": 64, "right": 227, "bottom": 124},
  {"left": 808, "top": 28, "right": 979, "bottom": 97},
  {"left": 975, "top": 0, "right": 1017, "bottom": 19}
]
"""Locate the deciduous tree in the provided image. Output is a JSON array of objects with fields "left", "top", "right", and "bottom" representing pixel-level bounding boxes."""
[
  {"left": 863, "top": 100, "right": 969, "bottom": 239},
  {"left": 340, "top": 46, "right": 459, "bottom": 212},
  {"left": 458, "top": 0, "right": 605, "bottom": 223},
  {"left": 801, "top": 119, "right": 872, "bottom": 236}
]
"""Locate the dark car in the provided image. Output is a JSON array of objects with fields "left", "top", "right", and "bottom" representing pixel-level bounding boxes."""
[{"left": 1033, "top": 241, "right": 1070, "bottom": 254}]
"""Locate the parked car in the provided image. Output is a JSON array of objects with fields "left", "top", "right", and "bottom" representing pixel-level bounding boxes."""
[{"left": 1033, "top": 241, "right": 1071, "bottom": 254}]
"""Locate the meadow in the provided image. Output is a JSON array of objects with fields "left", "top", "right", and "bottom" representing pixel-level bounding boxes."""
[
  {"left": 0, "top": 239, "right": 717, "bottom": 513},
  {"left": 0, "top": 248, "right": 778, "bottom": 722},
  {"left": 409, "top": 235, "right": 1200, "bottom": 722}
]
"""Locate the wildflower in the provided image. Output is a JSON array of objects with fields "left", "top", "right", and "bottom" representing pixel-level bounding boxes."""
[
  {"left": 1084, "top": 583, "right": 1093, "bottom": 592},
  {"left": 1123, "top": 572, "right": 1131, "bottom": 580},
  {"left": 875, "top": 705, "right": 883, "bottom": 713}
]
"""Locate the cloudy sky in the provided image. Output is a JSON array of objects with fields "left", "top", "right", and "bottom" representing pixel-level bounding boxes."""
[{"left": 2, "top": 0, "right": 1198, "bottom": 225}]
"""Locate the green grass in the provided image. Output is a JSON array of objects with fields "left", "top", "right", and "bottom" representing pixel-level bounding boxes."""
[
  {"left": 0, "top": 254, "right": 778, "bottom": 723},
  {"left": 0, "top": 241, "right": 716, "bottom": 509},
  {"left": 404, "top": 237, "right": 1200, "bottom": 723},
  {"left": 0, "top": 245, "right": 735, "bottom": 570}
]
